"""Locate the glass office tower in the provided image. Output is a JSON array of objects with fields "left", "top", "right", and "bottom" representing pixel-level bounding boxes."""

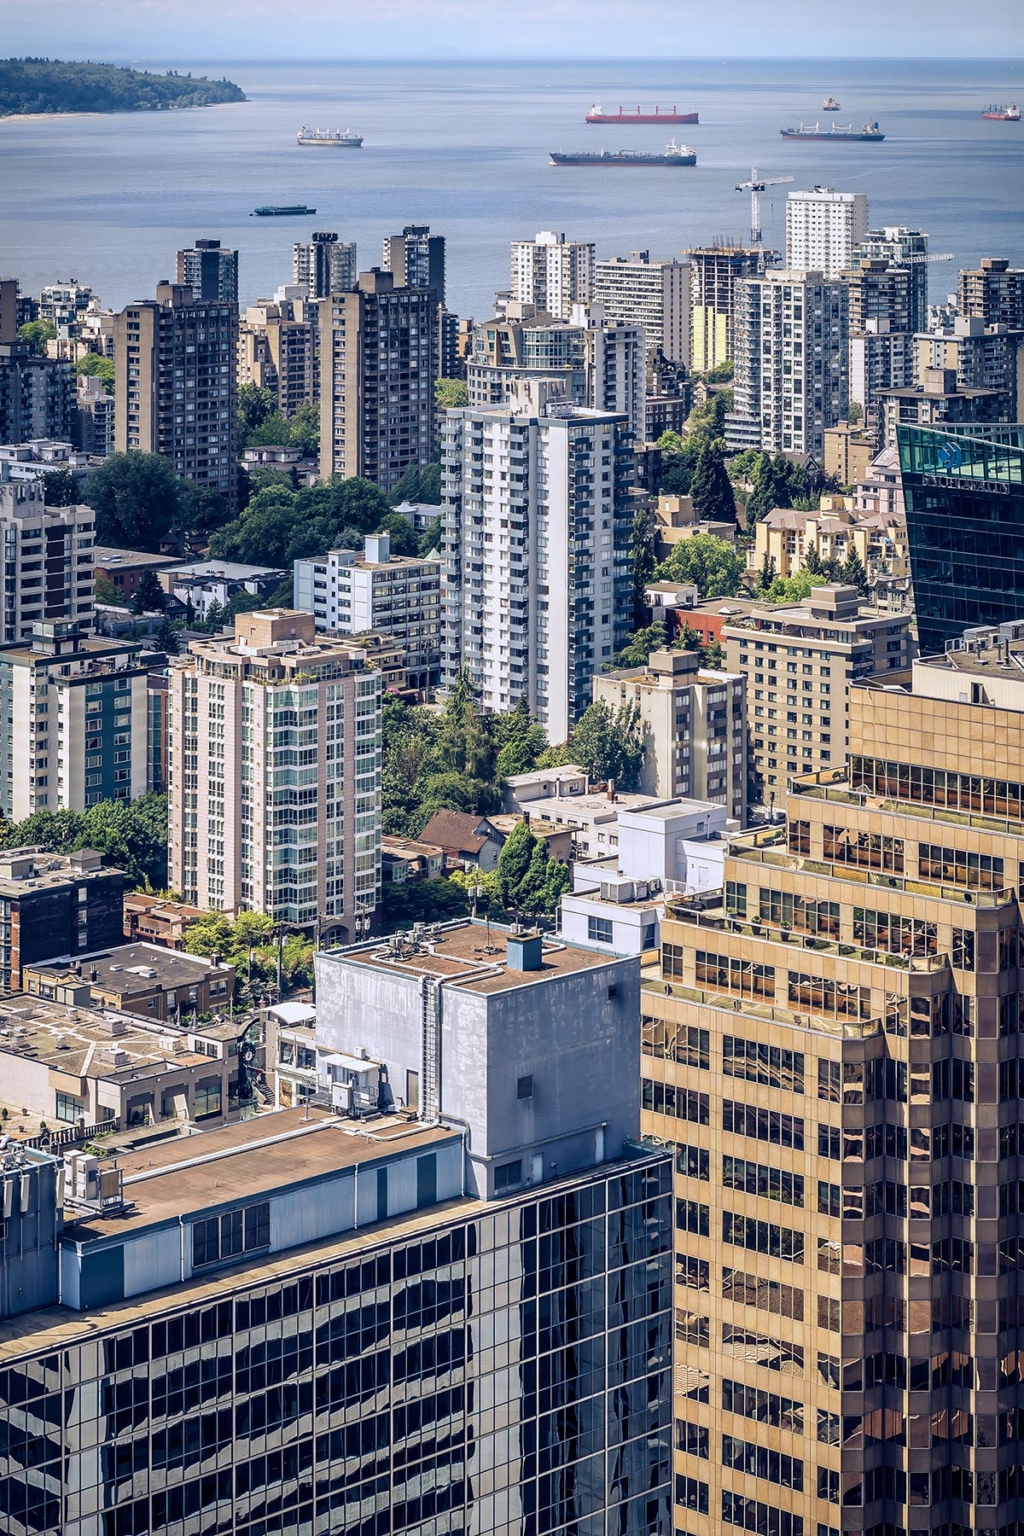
[{"left": 898, "top": 423, "right": 1024, "bottom": 654}]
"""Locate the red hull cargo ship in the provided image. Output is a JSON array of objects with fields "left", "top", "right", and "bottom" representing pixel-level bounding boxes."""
[{"left": 586, "top": 103, "right": 699, "bottom": 124}]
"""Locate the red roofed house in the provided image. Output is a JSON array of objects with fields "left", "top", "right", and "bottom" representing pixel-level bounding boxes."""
[{"left": 418, "top": 810, "right": 506, "bottom": 872}]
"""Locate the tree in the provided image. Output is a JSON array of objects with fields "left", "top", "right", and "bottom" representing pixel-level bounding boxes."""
[
  {"left": 744, "top": 454, "right": 781, "bottom": 532},
  {"left": 382, "top": 875, "right": 469, "bottom": 931},
  {"left": 0, "top": 793, "right": 169, "bottom": 890},
  {"left": 18, "top": 320, "right": 56, "bottom": 355},
  {"left": 495, "top": 822, "right": 535, "bottom": 913},
  {"left": 803, "top": 540, "right": 822, "bottom": 575},
  {"left": 755, "top": 553, "right": 777, "bottom": 597},
  {"left": 94, "top": 570, "right": 122, "bottom": 606},
  {"left": 846, "top": 400, "right": 864, "bottom": 425},
  {"left": 570, "top": 700, "right": 644, "bottom": 790},
  {"left": 245, "top": 410, "right": 293, "bottom": 448},
  {"left": 288, "top": 401, "right": 319, "bottom": 456},
  {"left": 842, "top": 546, "right": 869, "bottom": 595},
  {"left": 418, "top": 518, "right": 443, "bottom": 555},
  {"left": 237, "top": 383, "right": 277, "bottom": 441},
  {"left": 630, "top": 503, "right": 656, "bottom": 630},
  {"left": 83, "top": 452, "right": 188, "bottom": 551},
  {"left": 41, "top": 467, "right": 77, "bottom": 506},
  {"left": 689, "top": 439, "right": 735, "bottom": 523},
  {"left": 495, "top": 822, "right": 570, "bottom": 917},
  {"left": 74, "top": 353, "right": 115, "bottom": 393},
  {"left": 374, "top": 511, "right": 420, "bottom": 557},
  {"left": 435, "top": 378, "right": 469, "bottom": 410},
  {"left": 764, "top": 568, "right": 827, "bottom": 603},
  {"left": 130, "top": 568, "right": 167, "bottom": 614},
  {"left": 654, "top": 533, "right": 745, "bottom": 599},
  {"left": 607, "top": 619, "right": 666, "bottom": 671},
  {"left": 155, "top": 617, "right": 179, "bottom": 654}
]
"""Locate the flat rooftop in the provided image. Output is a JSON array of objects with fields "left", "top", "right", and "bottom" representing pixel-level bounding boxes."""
[
  {"left": 29, "top": 942, "right": 230, "bottom": 989},
  {"left": 93, "top": 546, "right": 179, "bottom": 571},
  {"left": 0, "top": 849, "right": 119, "bottom": 899},
  {"left": 68, "top": 1109, "right": 457, "bottom": 1241},
  {"left": 0, "top": 996, "right": 214, "bottom": 1079},
  {"left": 329, "top": 920, "right": 623, "bottom": 995}
]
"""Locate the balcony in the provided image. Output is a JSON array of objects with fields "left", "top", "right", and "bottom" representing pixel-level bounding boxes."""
[
  {"left": 664, "top": 901, "right": 951, "bottom": 975},
  {"left": 641, "top": 970, "right": 882, "bottom": 1040}
]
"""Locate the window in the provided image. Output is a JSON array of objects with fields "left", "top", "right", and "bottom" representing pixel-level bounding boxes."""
[
  {"left": 494, "top": 1159, "right": 522, "bottom": 1191},
  {"left": 677, "top": 1198, "right": 710, "bottom": 1235},
  {"left": 853, "top": 908, "right": 937, "bottom": 957},
  {"left": 723, "top": 1211, "right": 804, "bottom": 1263},
  {"left": 723, "top": 1378, "right": 802, "bottom": 1432},
  {"left": 724, "top": 1037, "right": 803, "bottom": 1093},
  {"left": 193, "top": 1080, "right": 222, "bottom": 1119},
  {"left": 675, "top": 1308, "right": 710, "bottom": 1345},
  {"left": 759, "top": 890, "right": 839, "bottom": 936},
  {"left": 723, "top": 1156, "right": 804, "bottom": 1207},
  {"left": 642, "top": 1078, "right": 709, "bottom": 1124},
  {"left": 676, "top": 1477, "right": 709, "bottom": 1515},
  {"left": 642, "top": 1019, "right": 710, "bottom": 1068},
  {"left": 788, "top": 973, "right": 871, "bottom": 1020},
  {"left": 851, "top": 755, "right": 1024, "bottom": 825},
  {"left": 677, "top": 1253, "right": 710, "bottom": 1290},
  {"left": 823, "top": 824, "right": 903, "bottom": 872},
  {"left": 587, "top": 915, "right": 613, "bottom": 944},
  {"left": 676, "top": 1419, "right": 710, "bottom": 1458},
  {"left": 722, "top": 1434, "right": 803, "bottom": 1491},
  {"left": 698, "top": 951, "right": 775, "bottom": 1000},
  {"left": 788, "top": 820, "right": 810, "bottom": 855},
  {"left": 722, "top": 1325, "right": 803, "bottom": 1375},
  {"left": 516, "top": 1074, "right": 533, "bottom": 1101},
  {"left": 192, "top": 1200, "right": 269, "bottom": 1268},
  {"left": 817, "top": 1296, "right": 841, "bottom": 1332},
  {"left": 722, "top": 1493, "right": 802, "bottom": 1536},
  {"left": 55, "top": 1092, "right": 84, "bottom": 1122},
  {"left": 817, "top": 1125, "right": 840, "bottom": 1160},
  {"left": 722, "top": 1268, "right": 803, "bottom": 1320},
  {"left": 918, "top": 843, "right": 1003, "bottom": 890},
  {"left": 724, "top": 1100, "right": 804, "bottom": 1149}
]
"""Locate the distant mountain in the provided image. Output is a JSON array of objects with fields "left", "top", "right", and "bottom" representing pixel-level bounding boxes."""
[{"left": 0, "top": 58, "right": 245, "bottom": 117}]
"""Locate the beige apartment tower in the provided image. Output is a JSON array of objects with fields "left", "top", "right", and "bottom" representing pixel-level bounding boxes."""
[
  {"left": 168, "top": 610, "right": 382, "bottom": 939},
  {"left": 643, "top": 620, "right": 1024, "bottom": 1536}
]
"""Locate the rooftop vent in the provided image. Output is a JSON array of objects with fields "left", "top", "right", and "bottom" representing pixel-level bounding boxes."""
[{"left": 506, "top": 931, "right": 543, "bottom": 972}]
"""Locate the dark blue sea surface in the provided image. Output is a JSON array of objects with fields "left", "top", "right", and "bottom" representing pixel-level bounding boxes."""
[{"left": 1, "top": 57, "right": 1021, "bottom": 317}]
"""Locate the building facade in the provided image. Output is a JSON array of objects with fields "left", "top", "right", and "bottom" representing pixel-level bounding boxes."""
[
  {"left": 441, "top": 390, "right": 634, "bottom": 742},
  {"left": 786, "top": 187, "right": 869, "bottom": 278},
  {"left": 383, "top": 223, "right": 446, "bottom": 304},
  {"left": 854, "top": 226, "right": 931, "bottom": 334},
  {"left": 175, "top": 238, "right": 239, "bottom": 304},
  {"left": 0, "top": 845, "right": 124, "bottom": 994},
  {"left": 292, "top": 231, "right": 357, "bottom": 299},
  {"left": 915, "top": 320, "right": 1024, "bottom": 423},
  {"left": 593, "top": 250, "right": 690, "bottom": 364},
  {"left": 593, "top": 647, "right": 747, "bottom": 818},
  {"left": 466, "top": 304, "right": 646, "bottom": 442},
  {"left": 687, "top": 245, "right": 763, "bottom": 374},
  {"left": 728, "top": 269, "right": 849, "bottom": 457},
  {"left": 509, "top": 230, "right": 595, "bottom": 320},
  {"left": 958, "top": 255, "right": 1024, "bottom": 330},
  {"left": 642, "top": 641, "right": 1024, "bottom": 1536},
  {"left": 720, "top": 583, "right": 914, "bottom": 806},
  {"left": 318, "top": 269, "right": 438, "bottom": 493},
  {"left": 898, "top": 422, "right": 1024, "bottom": 654},
  {"left": 0, "top": 471, "right": 94, "bottom": 644},
  {"left": 293, "top": 532, "right": 442, "bottom": 688},
  {"left": 0, "top": 344, "right": 72, "bottom": 446},
  {"left": 114, "top": 282, "right": 239, "bottom": 513},
  {"left": 168, "top": 610, "right": 382, "bottom": 938},
  {"left": 0, "top": 622, "right": 149, "bottom": 820},
  {"left": 73, "top": 373, "right": 114, "bottom": 457},
  {"left": 237, "top": 296, "right": 318, "bottom": 416}
]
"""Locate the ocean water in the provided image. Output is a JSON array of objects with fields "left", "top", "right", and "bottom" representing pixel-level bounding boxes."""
[{"left": 1, "top": 57, "right": 1021, "bottom": 319}]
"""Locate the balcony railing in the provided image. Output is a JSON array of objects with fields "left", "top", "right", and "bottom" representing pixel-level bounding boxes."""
[{"left": 641, "top": 972, "right": 882, "bottom": 1040}]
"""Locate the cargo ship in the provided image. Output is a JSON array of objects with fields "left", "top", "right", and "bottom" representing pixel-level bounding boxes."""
[
  {"left": 251, "top": 205, "right": 317, "bottom": 217},
  {"left": 982, "top": 104, "right": 1021, "bottom": 120},
  {"left": 297, "top": 125, "right": 363, "bottom": 146},
  {"left": 780, "top": 121, "right": 885, "bottom": 141},
  {"left": 585, "top": 103, "right": 699, "bottom": 124},
  {"left": 551, "top": 141, "right": 696, "bottom": 166},
  {"left": 822, "top": 95, "right": 841, "bottom": 111}
]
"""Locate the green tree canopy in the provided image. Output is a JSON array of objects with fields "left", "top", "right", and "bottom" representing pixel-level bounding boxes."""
[
  {"left": 763, "top": 568, "right": 827, "bottom": 603},
  {"left": 606, "top": 619, "right": 667, "bottom": 671},
  {"left": 569, "top": 699, "right": 644, "bottom": 790},
  {"left": 83, "top": 452, "right": 189, "bottom": 551},
  {"left": 495, "top": 822, "right": 570, "bottom": 917},
  {"left": 130, "top": 568, "right": 167, "bottom": 614},
  {"left": 0, "top": 793, "right": 169, "bottom": 889},
  {"left": 630, "top": 503, "right": 656, "bottom": 629},
  {"left": 237, "top": 383, "right": 277, "bottom": 438},
  {"left": 74, "top": 353, "right": 115, "bottom": 393},
  {"left": 654, "top": 532, "right": 745, "bottom": 598},
  {"left": 435, "top": 378, "right": 469, "bottom": 410},
  {"left": 689, "top": 438, "right": 736, "bottom": 522},
  {"left": 209, "top": 476, "right": 392, "bottom": 567},
  {"left": 41, "top": 467, "right": 77, "bottom": 506},
  {"left": 18, "top": 320, "right": 56, "bottom": 355}
]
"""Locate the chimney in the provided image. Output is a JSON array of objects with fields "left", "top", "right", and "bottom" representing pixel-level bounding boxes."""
[
  {"left": 607, "top": 778, "right": 616, "bottom": 802},
  {"left": 506, "top": 931, "right": 543, "bottom": 972}
]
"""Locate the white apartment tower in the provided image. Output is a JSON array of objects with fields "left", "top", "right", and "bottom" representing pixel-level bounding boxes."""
[
  {"left": 509, "top": 231, "right": 595, "bottom": 321},
  {"left": 593, "top": 251, "right": 690, "bottom": 365},
  {"left": 168, "top": 610, "right": 382, "bottom": 938},
  {"left": 441, "top": 386, "right": 634, "bottom": 743},
  {"left": 0, "top": 470, "right": 94, "bottom": 644},
  {"left": 785, "top": 187, "right": 869, "bottom": 278},
  {"left": 727, "top": 268, "right": 849, "bottom": 457}
]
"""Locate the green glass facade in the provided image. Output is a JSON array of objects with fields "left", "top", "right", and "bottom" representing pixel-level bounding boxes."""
[{"left": 898, "top": 423, "right": 1024, "bottom": 655}]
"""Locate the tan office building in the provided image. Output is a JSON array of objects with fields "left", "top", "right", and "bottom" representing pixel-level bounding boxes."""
[
  {"left": 237, "top": 296, "right": 318, "bottom": 416},
  {"left": 642, "top": 620, "right": 1024, "bottom": 1536}
]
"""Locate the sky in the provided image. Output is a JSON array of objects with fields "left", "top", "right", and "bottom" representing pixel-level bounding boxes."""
[{"left": 2, "top": 0, "right": 1022, "bottom": 60}]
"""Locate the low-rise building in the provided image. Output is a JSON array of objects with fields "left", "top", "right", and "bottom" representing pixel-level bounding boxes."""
[
  {"left": 0, "top": 845, "right": 125, "bottom": 994},
  {"left": 652, "top": 491, "right": 736, "bottom": 562},
  {"left": 380, "top": 834, "right": 446, "bottom": 883},
  {"left": 823, "top": 420, "right": 879, "bottom": 485},
  {"left": 0, "top": 993, "right": 252, "bottom": 1131},
  {"left": 93, "top": 545, "right": 181, "bottom": 603},
  {"left": 502, "top": 769, "right": 679, "bottom": 859},
  {"left": 417, "top": 809, "right": 505, "bottom": 871},
  {"left": 750, "top": 497, "right": 910, "bottom": 596},
  {"left": 593, "top": 647, "right": 747, "bottom": 818},
  {"left": 123, "top": 892, "right": 209, "bottom": 949},
  {"left": 263, "top": 998, "right": 317, "bottom": 1107},
  {"left": 23, "top": 941, "right": 235, "bottom": 1022},
  {"left": 159, "top": 558, "right": 288, "bottom": 620},
  {"left": 293, "top": 533, "right": 442, "bottom": 689}
]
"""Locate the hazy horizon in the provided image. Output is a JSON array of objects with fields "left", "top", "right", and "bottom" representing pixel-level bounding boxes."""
[{"left": 2, "top": 0, "right": 1022, "bottom": 62}]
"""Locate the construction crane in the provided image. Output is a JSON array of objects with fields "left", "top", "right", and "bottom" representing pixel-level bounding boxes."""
[
  {"left": 735, "top": 166, "right": 794, "bottom": 247},
  {"left": 894, "top": 251, "right": 954, "bottom": 265}
]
